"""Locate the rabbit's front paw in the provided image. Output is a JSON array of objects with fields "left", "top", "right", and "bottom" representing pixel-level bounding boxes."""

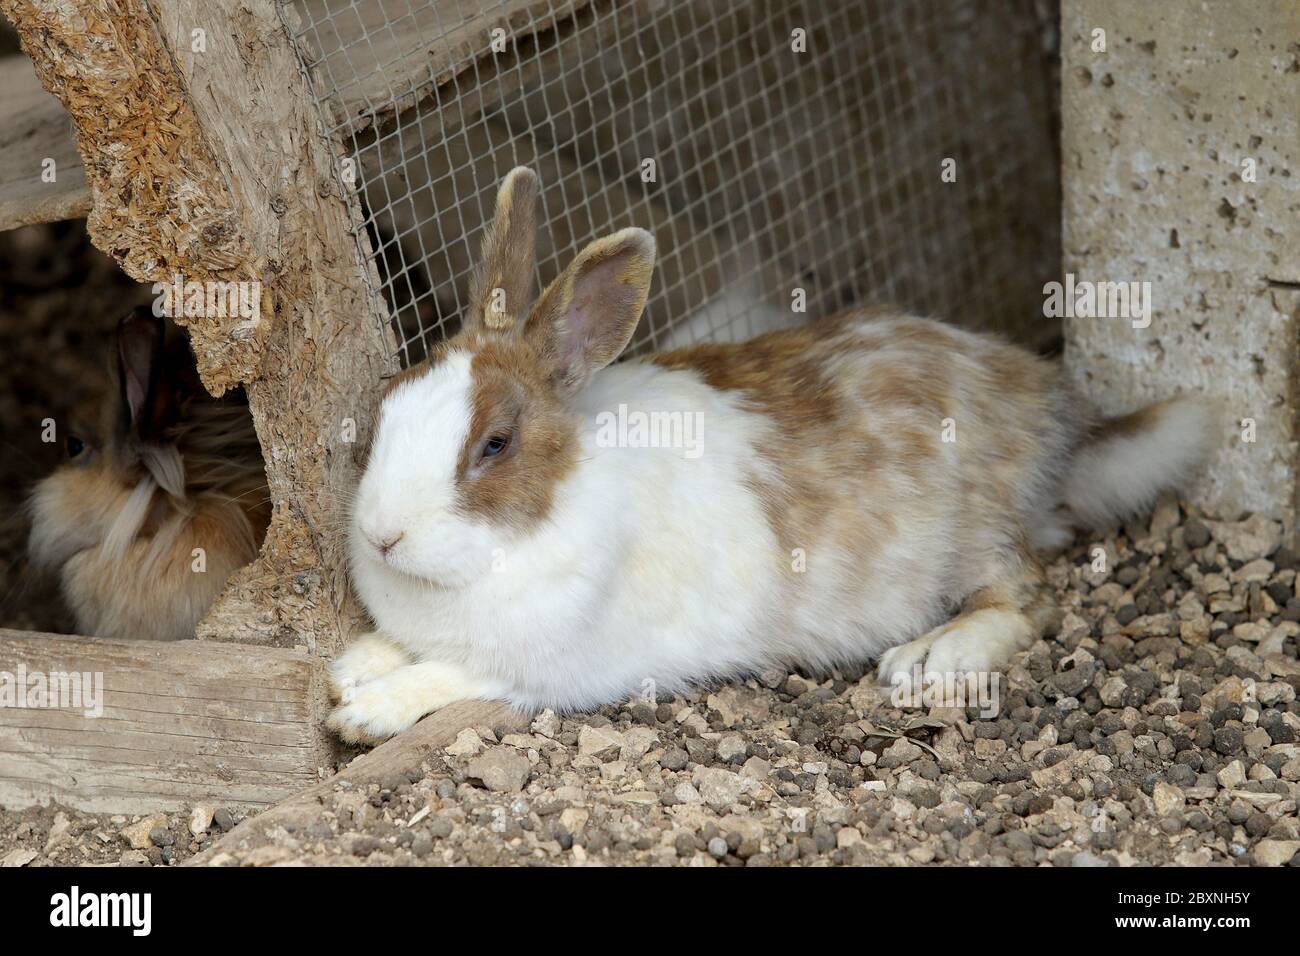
[
  {"left": 325, "top": 660, "right": 494, "bottom": 745},
  {"left": 327, "top": 683, "right": 432, "bottom": 744},
  {"left": 329, "top": 632, "right": 412, "bottom": 702}
]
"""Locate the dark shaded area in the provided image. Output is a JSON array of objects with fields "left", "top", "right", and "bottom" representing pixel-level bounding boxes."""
[{"left": 0, "top": 221, "right": 152, "bottom": 632}]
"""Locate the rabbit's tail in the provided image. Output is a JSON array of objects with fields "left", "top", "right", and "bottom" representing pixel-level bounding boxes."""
[{"left": 1063, "top": 397, "right": 1216, "bottom": 529}]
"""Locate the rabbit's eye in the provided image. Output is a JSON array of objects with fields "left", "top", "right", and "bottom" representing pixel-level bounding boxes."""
[
  {"left": 482, "top": 432, "right": 511, "bottom": 460},
  {"left": 65, "top": 435, "right": 86, "bottom": 459}
]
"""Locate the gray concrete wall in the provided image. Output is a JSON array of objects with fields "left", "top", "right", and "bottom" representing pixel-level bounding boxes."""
[{"left": 1061, "top": 0, "right": 1300, "bottom": 527}]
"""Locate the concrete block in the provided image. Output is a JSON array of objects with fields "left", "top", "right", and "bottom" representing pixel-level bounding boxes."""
[{"left": 1061, "top": 1, "right": 1300, "bottom": 527}]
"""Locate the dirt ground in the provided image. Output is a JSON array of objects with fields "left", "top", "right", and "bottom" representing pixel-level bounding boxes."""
[{"left": 3, "top": 499, "right": 1297, "bottom": 867}]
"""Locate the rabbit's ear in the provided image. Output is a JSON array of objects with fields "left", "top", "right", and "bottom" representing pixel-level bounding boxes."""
[
  {"left": 469, "top": 166, "right": 541, "bottom": 334},
  {"left": 116, "top": 306, "right": 178, "bottom": 442},
  {"left": 525, "top": 227, "right": 656, "bottom": 395}
]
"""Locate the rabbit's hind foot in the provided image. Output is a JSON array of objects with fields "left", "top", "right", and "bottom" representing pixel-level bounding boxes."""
[{"left": 875, "top": 553, "right": 1051, "bottom": 701}]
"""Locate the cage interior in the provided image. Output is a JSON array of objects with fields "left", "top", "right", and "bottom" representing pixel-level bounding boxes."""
[
  {"left": 288, "top": 0, "right": 1061, "bottom": 369},
  {"left": 0, "top": 0, "right": 1060, "bottom": 636}
]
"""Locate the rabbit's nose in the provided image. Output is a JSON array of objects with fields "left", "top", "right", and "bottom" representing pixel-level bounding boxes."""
[{"left": 369, "top": 531, "right": 404, "bottom": 557}]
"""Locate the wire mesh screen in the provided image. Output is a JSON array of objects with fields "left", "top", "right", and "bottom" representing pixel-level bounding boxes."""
[{"left": 284, "top": 0, "right": 1059, "bottom": 370}]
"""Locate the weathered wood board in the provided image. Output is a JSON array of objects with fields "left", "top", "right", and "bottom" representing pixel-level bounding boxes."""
[
  {"left": 0, "top": 53, "right": 90, "bottom": 231},
  {"left": 296, "top": 0, "right": 584, "bottom": 137},
  {"left": 0, "top": 629, "right": 325, "bottom": 814}
]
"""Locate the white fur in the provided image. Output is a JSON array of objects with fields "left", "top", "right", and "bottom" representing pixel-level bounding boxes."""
[
  {"left": 661, "top": 280, "right": 799, "bottom": 350},
  {"left": 353, "top": 351, "right": 502, "bottom": 589},
  {"left": 327, "top": 659, "right": 493, "bottom": 744},
  {"left": 1064, "top": 398, "right": 1214, "bottom": 528},
  {"left": 348, "top": 358, "right": 800, "bottom": 715},
  {"left": 330, "top": 631, "right": 413, "bottom": 698}
]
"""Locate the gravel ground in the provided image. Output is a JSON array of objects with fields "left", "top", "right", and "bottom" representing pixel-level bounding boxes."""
[
  {"left": 4, "top": 498, "right": 1297, "bottom": 868},
  {"left": 0, "top": 803, "right": 237, "bottom": 868}
]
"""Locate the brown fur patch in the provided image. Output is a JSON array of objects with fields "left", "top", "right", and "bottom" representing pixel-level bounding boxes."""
[
  {"left": 650, "top": 308, "right": 1068, "bottom": 630},
  {"left": 1089, "top": 401, "right": 1164, "bottom": 442},
  {"left": 652, "top": 315, "right": 893, "bottom": 578},
  {"left": 469, "top": 167, "right": 540, "bottom": 333},
  {"left": 451, "top": 340, "right": 579, "bottom": 529}
]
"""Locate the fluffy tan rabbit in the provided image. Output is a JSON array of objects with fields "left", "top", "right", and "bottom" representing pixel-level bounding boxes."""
[
  {"left": 328, "top": 167, "right": 1213, "bottom": 742},
  {"left": 27, "top": 308, "right": 269, "bottom": 642}
]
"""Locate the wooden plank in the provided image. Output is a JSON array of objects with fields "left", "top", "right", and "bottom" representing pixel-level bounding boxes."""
[
  {"left": 0, "top": 630, "right": 325, "bottom": 813},
  {"left": 0, "top": 53, "right": 90, "bottom": 231},
  {"left": 188, "top": 699, "right": 527, "bottom": 865},
  {"left": 295, "top": 0, "right": 591, "bottom": 137}
]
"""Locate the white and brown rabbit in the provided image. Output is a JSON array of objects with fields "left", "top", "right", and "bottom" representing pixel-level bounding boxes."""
[
  {"left": 329, "top": 167, "right": 1213, "bottom": 743},
  {"left": 28, "top": 308, "right": 269, "bottom": 642}
]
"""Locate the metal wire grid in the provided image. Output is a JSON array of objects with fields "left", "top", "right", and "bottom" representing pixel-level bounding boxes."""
[{"left": 285, "top": 0, "right": 1058, "bottom": 369}]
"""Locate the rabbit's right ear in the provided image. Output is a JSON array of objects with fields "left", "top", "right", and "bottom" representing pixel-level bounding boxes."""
[{"left": 468, "top": 167, "right": 541, "bottom": 334}]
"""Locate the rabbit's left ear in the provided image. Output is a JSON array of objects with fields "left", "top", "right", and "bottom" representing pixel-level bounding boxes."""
[
  {"left": 468, "top": 166, "right": 540, "bottom": 334},
  {"left": 116, "top": 306, "right": 177, "bottom": 442},
  {"left": 525, "top": 227, "right": 656, "bottom": 395}
]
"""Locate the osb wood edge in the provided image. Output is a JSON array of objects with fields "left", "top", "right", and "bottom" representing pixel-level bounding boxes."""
[
  {"left": 0, "top": 0, "right": 271, "bottom": 387},
  {"left": 188, "top": 699, "right": 529, "bottom": 864},
  {"left": 155, "top": 0, "right": 396, "bottom": 657}
]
